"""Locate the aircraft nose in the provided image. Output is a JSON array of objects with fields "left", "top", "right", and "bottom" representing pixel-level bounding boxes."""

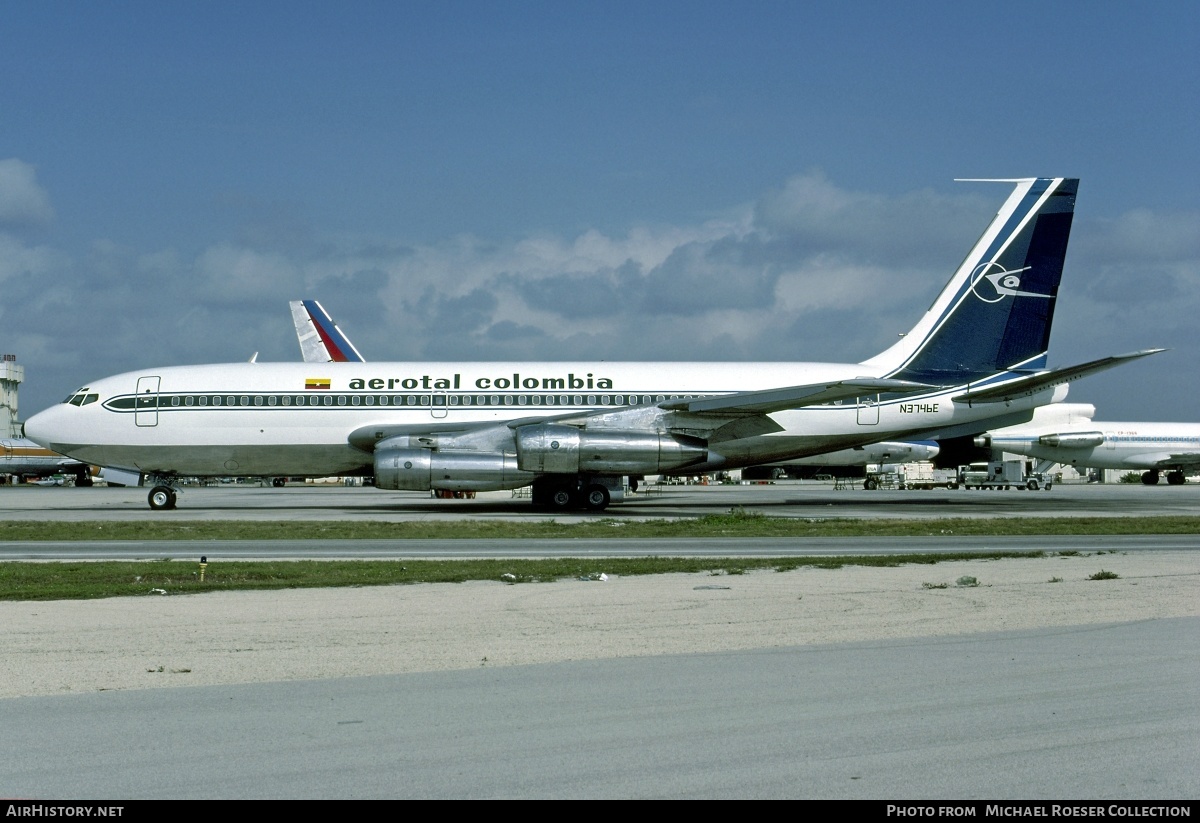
[{"left": 23, "top": 405, "right": 66, "bottom": 449}]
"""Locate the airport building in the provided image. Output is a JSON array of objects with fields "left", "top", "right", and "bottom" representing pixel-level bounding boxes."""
[{"left": 1, "top": 354, "right": 23, "bottom": 438}]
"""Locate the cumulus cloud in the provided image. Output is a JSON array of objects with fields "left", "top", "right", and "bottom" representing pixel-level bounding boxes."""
[{"left": 0, "top": 159, "right": 54, "bottom": 227}]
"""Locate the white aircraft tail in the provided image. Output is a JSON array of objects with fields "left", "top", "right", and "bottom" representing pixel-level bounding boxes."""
[
  {"left": 290, "top": 299, "right": 365, "bottom": 363},
  {"left": 863, "top": 177, "right": 1078, "bottom": 385}
]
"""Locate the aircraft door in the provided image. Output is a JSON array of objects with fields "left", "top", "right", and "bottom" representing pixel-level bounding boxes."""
[
  {"left": 135, "top": 376, "right": 161, "bottom": 427},
  {"left": 857, "top": 395, "right": 880, "bottom": 426}
]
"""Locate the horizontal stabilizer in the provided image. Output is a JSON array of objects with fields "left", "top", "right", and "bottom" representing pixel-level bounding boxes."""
[
  {"left": 660, "top": 378, "right": 935, "bottom": 415},
  {"left": 953, "top": 349, "right": 1165, "bottom": 405}
]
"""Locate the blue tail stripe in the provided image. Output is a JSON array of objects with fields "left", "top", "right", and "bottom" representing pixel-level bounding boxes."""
[{"left": 887, "top": 178, "right": 1077, "bottom": 385}]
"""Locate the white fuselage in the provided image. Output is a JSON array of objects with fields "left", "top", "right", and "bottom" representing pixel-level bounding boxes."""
[
  {"left": 25, "top": 360, "right": 1058, "bottom": 479},
  {"left": 1, "top": 437, "right": 84, "bottom": 478},
  {"left": 990, "top": 420, "right": 1200, "bottom": 472}
]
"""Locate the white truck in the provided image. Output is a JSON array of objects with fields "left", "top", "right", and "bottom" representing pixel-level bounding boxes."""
[
  {"left": 958, "top": 460, "right": 1052, "bottom": 491},
  {"left": 897, "top": 462, "right": 959, "bottom": 490}
]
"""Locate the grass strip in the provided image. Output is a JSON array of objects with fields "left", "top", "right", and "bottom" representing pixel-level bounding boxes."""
[
  {"left": 2, "top": 513, "right": 1199, "bottom": 541},
  {"left": 0, "top": 551, "right": 1045, "bottom": 601}
]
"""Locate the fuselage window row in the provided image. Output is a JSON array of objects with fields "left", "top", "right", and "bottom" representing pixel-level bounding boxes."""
[{"left": 102, "top": 392, "right": 704, "bottom": 411}]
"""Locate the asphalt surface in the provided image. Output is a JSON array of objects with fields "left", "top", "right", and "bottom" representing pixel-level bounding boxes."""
[
  {"left": 4, "top": 478, "right": 1200, "bottom": 522},
  {"left": 5, "top": 617, "right": 1197, "bottom": 800},
  {"left": 2, "top": 480, "right": 1197, "bottom": 800}
]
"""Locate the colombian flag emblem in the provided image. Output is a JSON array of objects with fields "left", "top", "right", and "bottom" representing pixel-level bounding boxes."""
[{"left": 305, "top": 378, "right": 331, "bottom": 390}]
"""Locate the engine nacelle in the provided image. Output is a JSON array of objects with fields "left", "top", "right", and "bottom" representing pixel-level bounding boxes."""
[
  {"left": 972, "top": 435, "right": 992, "bottom": 449},
  {"left": 374, "top": 445, "right": 537, "bottom": 492},
  {"left": 514, "top": 424, "right": 707, "bottom": 474},
  {"left": 1038, "top": 431, "right": 1105, "bottom": 448}
]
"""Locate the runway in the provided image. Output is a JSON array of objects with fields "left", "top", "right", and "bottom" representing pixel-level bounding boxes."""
[{"left": 3, "top": 479, "right": 1200, "bottom": 522}]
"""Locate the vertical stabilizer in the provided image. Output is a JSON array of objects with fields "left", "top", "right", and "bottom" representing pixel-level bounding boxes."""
[
  {"left": 862, "top": 177, "right": 1078, "bottom": 384},
  {"left": 290, "top": 300, "right": 366, "bottom": 363}
]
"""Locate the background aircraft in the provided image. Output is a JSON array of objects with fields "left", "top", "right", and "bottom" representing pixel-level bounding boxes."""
[
  {"left": 742, "top": 441, "right": 940, "bottom": 480},
  {"left": 977, "top": 404, "right": 1200, "bottom": 485},
  {"left": 1, "top": 437, "right": 92, "bottom": 485},
  {"left": 291, "top": 299, "right": 364, "bottom": 363}
]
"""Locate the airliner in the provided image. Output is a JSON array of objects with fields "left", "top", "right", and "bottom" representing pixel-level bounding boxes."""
[
  {"left": 1, "top": 437, "right": 92, "bottom": 485},
  {"left": 746, "top": 441, "right": 941, "bottom": 480},
  {"left": 24, "top": 177, "right": 1161, "bottom": 511},
  {"left": 979, "top": 404, "right": 1200, "bottom": 485}
]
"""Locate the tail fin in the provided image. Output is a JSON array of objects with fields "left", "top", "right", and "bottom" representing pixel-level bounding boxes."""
[
  {"left": 290, "top": 299, "right": 366, "bottom": 363},
  {"left": 862, "top": 177, "right": 1078, "bottom": 384}
]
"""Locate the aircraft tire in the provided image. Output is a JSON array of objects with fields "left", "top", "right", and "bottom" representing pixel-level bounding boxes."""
[
  {"left": 148, "top": 486, "right": 177, "bottom": 511},
  {"left": 1168, "top": 471, "right": 1185, "bottom": 485},
  {"left": 1141, "top": 471, "right": 1159, "bottom": 485},
  {"left": 583, "top": 484, "right": 610, "bottom": 511},
  {"left": 549, "top": 486, "right": 575, "bottom": 509}
]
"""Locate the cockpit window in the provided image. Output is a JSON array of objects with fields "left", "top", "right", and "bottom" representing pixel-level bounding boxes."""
[{"left": 61, "top": 389, "right": 99, "bottom": 406}]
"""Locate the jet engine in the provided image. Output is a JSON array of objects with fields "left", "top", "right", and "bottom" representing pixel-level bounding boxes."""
[
  {"left": 1037, "top": 431, "right": 1106, "bottom": 448},
  {"left": 373, "top": 444, "right": 537, "bottom": 492},
  {"left": 514, "top": 424, "right": 708, "bottom": 474}
]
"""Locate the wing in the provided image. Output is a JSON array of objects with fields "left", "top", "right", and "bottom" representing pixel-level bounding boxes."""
[
  {"left": 1155, "top": 452, "right": 1200, "bottom": 470},
  {"left": 348, "top": 378, "right": 936, "bottom": 452},
  {"left": 953, "top": 349, "right": 1165, "bottom": 405},
  {"left": 659, "top": 378, "right": 935, "bottom": 415}
]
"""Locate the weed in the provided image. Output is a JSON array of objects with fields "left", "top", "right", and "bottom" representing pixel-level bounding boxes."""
[
  {"left": 1089, "top": 570, "right": 1120, "bottom": 580},
  {"left": 1048, "top": 576, "right": 1063, "bottom": 583},
  {"left": 956, "top": 576, "right": 979, "bottom": 587},
  {"left": 922, "top": 582, "right": 948, "bottom": 589}
]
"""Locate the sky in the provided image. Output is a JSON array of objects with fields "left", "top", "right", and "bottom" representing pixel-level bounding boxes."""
[{"left": 1, "top": 1, "right": 1197, "bottom": 421}]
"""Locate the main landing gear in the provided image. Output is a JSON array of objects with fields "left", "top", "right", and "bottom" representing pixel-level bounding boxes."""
[
  {"left": 1140, "top": 470, "right": 1186, "bottom": 485},
  {"left": 530, "top": 477, "right": 613, "bottom": 511}
]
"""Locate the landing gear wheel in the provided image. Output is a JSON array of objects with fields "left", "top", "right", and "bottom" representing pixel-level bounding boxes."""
[
  {"left": 272, "top": 477, "right": 286, "bottom": 488},
  {"left": 583, "top": 484, "right": 610, "bottom": 511},
  {"left": 1167, "top": 471, "right": 1186, "bottom": 485},
  {"left": 148, "top": 486, "right": 177, "bottom": 511},
  {"left": 1142, "top": 471, "right": 1160, "bottom": 485},
  {"left": 548, "top": 486, "right": 575, "bottom": 510}
]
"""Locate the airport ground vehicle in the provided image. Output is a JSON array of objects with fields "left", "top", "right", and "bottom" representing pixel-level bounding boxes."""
[
  {"left": 897, "top": 462, "right": 959, "bottom": 489},
  {"left": 958, "top": 460, "right": 1052, "bottom": 490}
]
